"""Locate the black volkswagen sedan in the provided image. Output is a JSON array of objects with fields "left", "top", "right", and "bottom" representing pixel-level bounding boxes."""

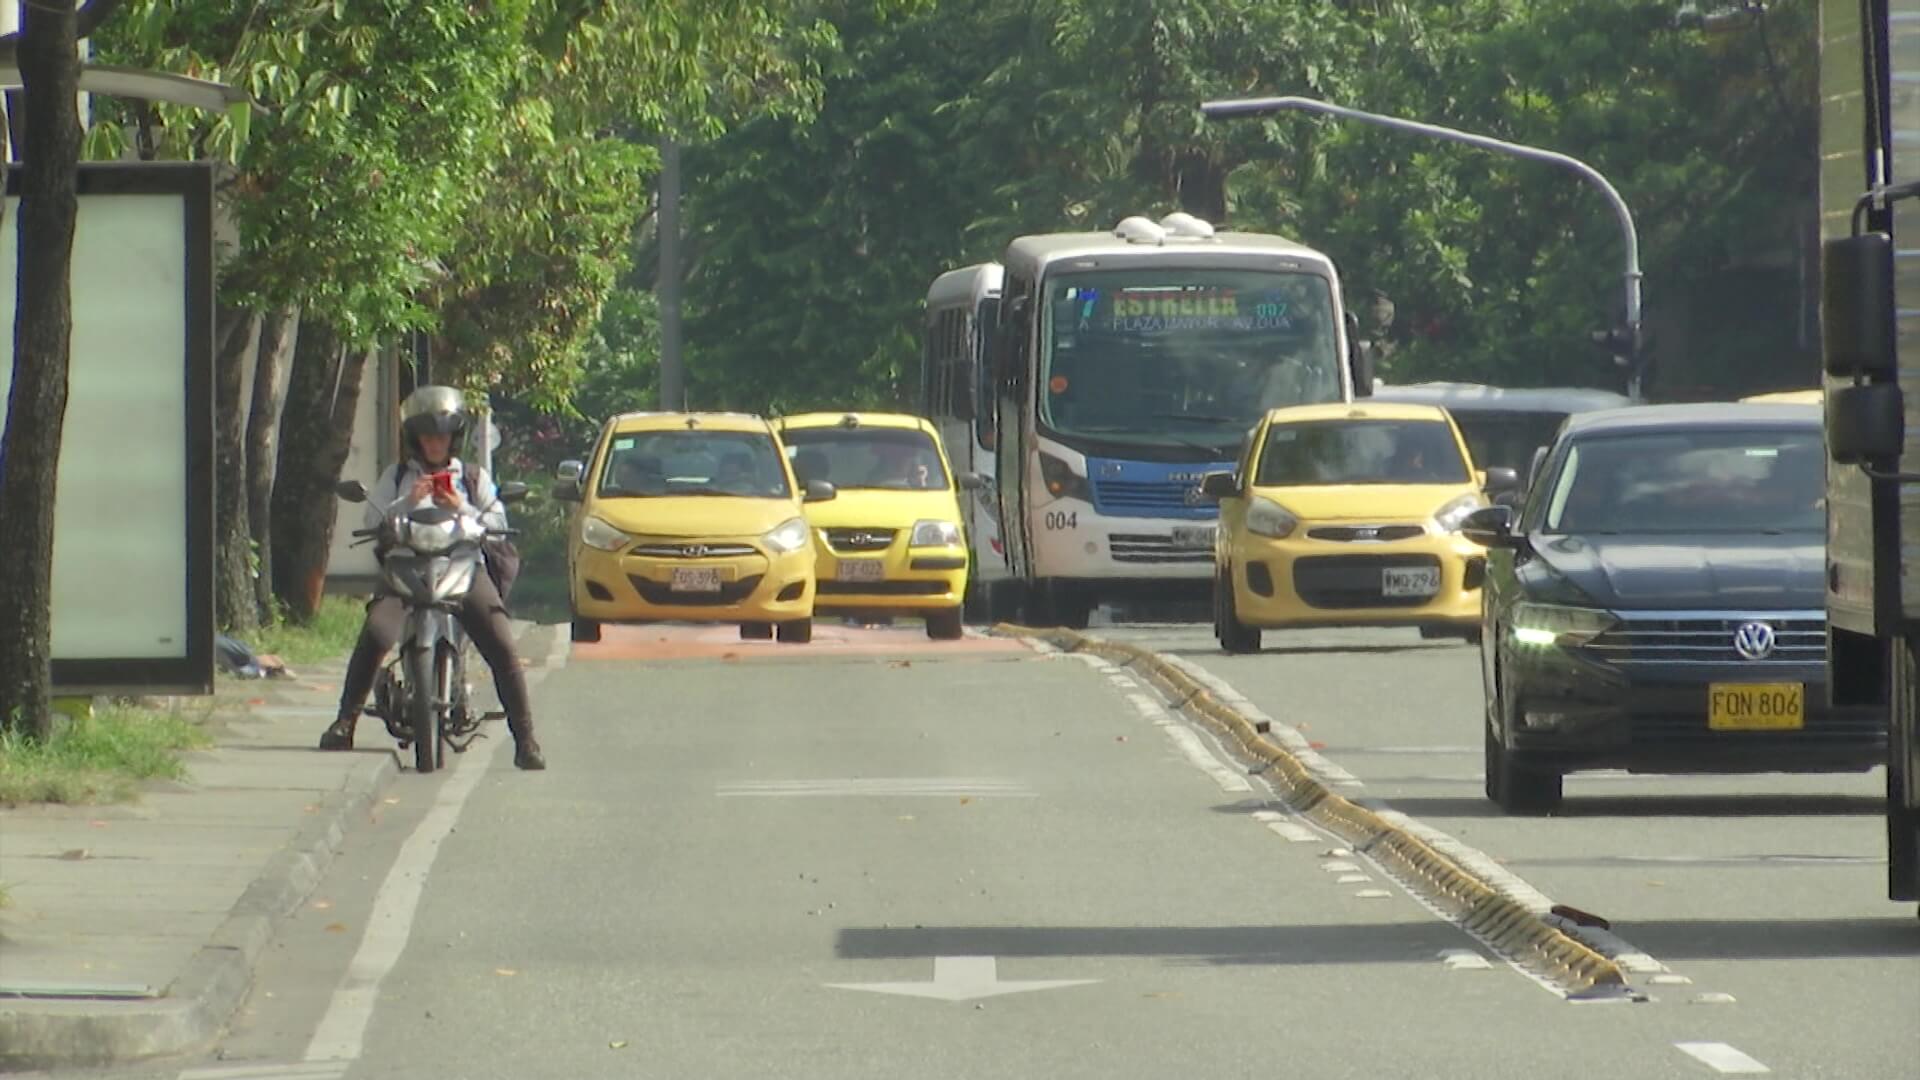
[{"left": 1461, "top": 402, "right": 1883, "bottom": 813}]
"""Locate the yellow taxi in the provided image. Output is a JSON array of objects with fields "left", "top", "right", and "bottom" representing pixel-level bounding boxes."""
[
  {"left": 554, "top": 412, "right": 830, "bottom": 644},
  {"left": 1741, "top": 389, "right": 1822, "bottom": 404},
  {"left": 1200, "top": 402, "right": 1519, "bottom": 652},
  {"left": 773, "top": 412, "right": 977, "bottom": 640}
]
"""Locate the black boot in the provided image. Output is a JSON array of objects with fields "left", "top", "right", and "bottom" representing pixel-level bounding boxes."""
[
  {"left": 510, "top": 719, "right": 545, "bottom": 771},
  {"left": 319, "top": 715, "right": 357, "bottom": 751}
]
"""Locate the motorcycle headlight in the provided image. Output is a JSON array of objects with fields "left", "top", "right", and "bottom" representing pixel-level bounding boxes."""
[
  {"left": 762, "top": 516, "right": 812, "bottom": 555},
  {"left": 1432, "top": 493, "right": 1484, "bottom": 533},
  {"left": 1509, "top": 602, "right": 1616, "bottom": 648},
  {"left": 580, "top": 515, "right": 631, "bottom": 552},
  {"left": 910, "top": 519, "right": 962, "bottom": 547},
  {"left": 1246, "top": 496, "right": 1299, "bottom": 539}
]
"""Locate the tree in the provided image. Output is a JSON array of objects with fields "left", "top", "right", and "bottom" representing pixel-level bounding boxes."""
[{"left": 0, "top": 0, "right": 128, "bottom": 740}]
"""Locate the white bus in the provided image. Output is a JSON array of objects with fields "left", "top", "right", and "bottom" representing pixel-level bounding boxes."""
[
  {"left": 921, "top": 263, "right": 1008, "bottom": 619},
  {"left": 988, "top": 212, "right": 1371, "bottom": 627}
]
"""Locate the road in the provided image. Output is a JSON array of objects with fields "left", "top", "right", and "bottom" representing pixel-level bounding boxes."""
[{"left": 26, "top": 620, "right": 1920, "bottom": 1079}]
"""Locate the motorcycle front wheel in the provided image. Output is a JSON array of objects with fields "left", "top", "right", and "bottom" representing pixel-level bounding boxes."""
[{"left": 406, "top": 642, "right": 445, "bottom": 773}]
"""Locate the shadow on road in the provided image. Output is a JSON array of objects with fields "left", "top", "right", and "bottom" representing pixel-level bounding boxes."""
[
  {"left": 1376, "top": 793, "right": 1885, "bottom": 820},
  {"left": 836, "top": 917, "right": 1919, "bottom": 965}
]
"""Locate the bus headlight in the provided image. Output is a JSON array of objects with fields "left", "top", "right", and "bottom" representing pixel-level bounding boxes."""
[
  {"left": 1246, "top": 497, "right": 1299, "bottom": 539},
  {"left": 1038, "top": 451, "right": 1092, "bottom": 502},
  {"left": 910, "top": 520, "right": 962, "bottom": 547}
]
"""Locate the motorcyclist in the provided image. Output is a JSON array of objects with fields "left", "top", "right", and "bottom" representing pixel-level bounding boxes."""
[{"left": 317, "top": 385, "right": 546, "bottom": 771}]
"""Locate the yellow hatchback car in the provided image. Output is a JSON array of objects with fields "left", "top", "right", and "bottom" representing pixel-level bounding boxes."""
[
  {"left": 554, "top": 412, "right": 830, "bottom": 644},
  {"left": 1201, "top": 402, "right": 1520, "bottom": 652},
  {"left": 774, "top": 412, "right": 978, "bottom": 640}
]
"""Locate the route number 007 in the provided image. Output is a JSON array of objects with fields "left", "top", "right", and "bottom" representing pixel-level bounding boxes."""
[{"left": 1044, "top": 510, "right": 1078, "bottom": 531}]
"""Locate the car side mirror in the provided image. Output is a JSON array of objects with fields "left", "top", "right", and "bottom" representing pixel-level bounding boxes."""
[
  {"left": 1482, "top": 466, "right": 1520, "bottom": 494},
  {"left": 959, "top": 471, "right": 986, "bottom": 491},
  {"left": 335, "top": 480, "right": 369, "bottom": 503},
  {"left": 805, "top": 479, "right": 838, "bottom": 503},
  {"left": 1460, "top": 505, "right": 1521, "bottom": 549},
  {"left": 1199, "top": 471, "right": 1240, "bottom": 501},
  {"left": 497, "top": 481, "right": 530, "bottom": 504},
  {"left": 1345, "top": 311, "right": 1374, "bottom": 398},
  {"left": 556, "top": 459, "right": 584, "bottom": 483}
]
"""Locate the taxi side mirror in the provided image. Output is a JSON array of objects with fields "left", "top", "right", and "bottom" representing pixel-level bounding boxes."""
[
  {"left": 959, "top": 472, "right": 986, "bottom": 491},
  {"left": 1482, "top": 466, "right": 1520, "bottom": 494},
  {"left": 497, "top": 481, "right": 530, "bottom": 505},
  {"left": 804, "top": 479, "right": 838, "bottom": 503},
  {"left": 1199, "top": 471, "right": 1240, "bottom": 501}
]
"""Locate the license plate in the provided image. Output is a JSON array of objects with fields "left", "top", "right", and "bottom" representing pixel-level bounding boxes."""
[
  {"left": 1708, "top": 683, "right": 1805, "bottom": 731},
  {"left": 1171, "top": 526, "right": 1216, "bottom": 550},
  {"left": 670, "top": 567, "right": 724, "bottom": 593},
  {"left": 837, "top": 559, "right": 887, "bottom": 583},
  {"left": 1381, "top": 566, "right": 1440, "bottom": 597}
]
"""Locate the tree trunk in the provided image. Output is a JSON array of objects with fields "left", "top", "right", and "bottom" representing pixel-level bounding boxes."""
[
  {"left": 247, "top": 305, "right": 298, "bottom": 624},
  {"left": 271, "top": 323, "right": 369, "bottom": 622},
  {"left": 213, "top": 305, "right": 260, "bottom": 634},
  {"left": 0, "top": 0, "right": 83, "bottom": 741}
]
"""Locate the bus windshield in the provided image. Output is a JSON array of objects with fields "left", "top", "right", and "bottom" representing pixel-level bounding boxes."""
[{"left": 1039, "top": 268, "right": 1342, "bottom": 451}]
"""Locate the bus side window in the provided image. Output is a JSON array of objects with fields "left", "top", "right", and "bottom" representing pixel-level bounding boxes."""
[{"left": 975, "top": 296, "right": 1001, "bottom": 450}]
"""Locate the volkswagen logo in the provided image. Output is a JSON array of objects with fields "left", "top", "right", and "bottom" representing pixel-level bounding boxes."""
[
  {"left": 1732, "top": 621, "right": 1777, "bottom": 661},
  {"left": 681, "top": 544, "right": 709, "bottom": 559}
]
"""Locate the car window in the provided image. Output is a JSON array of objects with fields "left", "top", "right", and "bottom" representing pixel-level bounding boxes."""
[
  {"left": 597, "top": 430, "right": 791, "bottom": 499},
  {"left": 782, "top": 427, "right": 951, "bottom": 491},
  {"left": 1542, "top": 428, "right": 1824, "bottom": 534},
  {"left": 1256, "top": 419, "right": 1471, "bottom": 486},
  {"left": 1448, "top": 411, "right": 1568, "bottom": 474}
]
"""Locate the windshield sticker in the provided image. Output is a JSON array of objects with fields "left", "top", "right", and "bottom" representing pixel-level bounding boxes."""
[{"left": 613, "top": 437, "right": 635, "bottom": 450}]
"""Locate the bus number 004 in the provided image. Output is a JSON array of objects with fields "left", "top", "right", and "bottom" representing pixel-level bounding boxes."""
[{"left": 1044, "top": 511, "right": 1078, "bottom": 531}]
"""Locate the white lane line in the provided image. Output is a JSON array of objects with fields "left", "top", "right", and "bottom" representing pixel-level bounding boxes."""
[
  {"left": 1675, "top": 1042, "right": 1771, "bottom": 1073},
  {"left": 302, "top": 627, "right": 569, "bottom": 1065},
  {"left": 1161, "top": 655, "right": 1364, "bottom": 788},
  {"left": 1438, "top": 949, "right": 1493, "bottom": 971},
  {"left": 1093, "top": 662, "right": 1255, "bottom": 794}
]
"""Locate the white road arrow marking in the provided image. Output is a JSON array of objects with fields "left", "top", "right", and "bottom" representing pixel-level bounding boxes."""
[{"left": 826, "top": 956, "right": 1098, "bottom": 1002}]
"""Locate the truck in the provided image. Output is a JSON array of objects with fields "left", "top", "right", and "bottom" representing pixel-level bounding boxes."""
[{"left": 1818, "top": 0, "right": 1920, "bottom": 919}]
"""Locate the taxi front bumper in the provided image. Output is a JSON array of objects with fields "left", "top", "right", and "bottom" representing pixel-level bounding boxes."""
[
  {"left": 571, "top": 541, "right": 815, "bottom": 623},
  {"left": 1229, "top": 529, "right": 1482, "bottom": 630}
]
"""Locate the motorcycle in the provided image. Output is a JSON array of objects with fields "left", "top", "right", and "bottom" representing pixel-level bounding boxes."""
[{"left": 335, "top": 477, "right": 528, "bottom": 774}]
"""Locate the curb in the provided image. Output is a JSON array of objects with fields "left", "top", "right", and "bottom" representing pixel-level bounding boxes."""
[
  {"left": 0, "top": 750, "right": 399, "bottom": 1072},
  {"left": 999, "top": 623, "right": 1641, "bottom": 1002}
]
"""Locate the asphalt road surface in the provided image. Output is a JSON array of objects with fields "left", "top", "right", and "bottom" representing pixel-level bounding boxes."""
[{"left": 27, "top": 620, "right": 1920, "bottom": 1080}]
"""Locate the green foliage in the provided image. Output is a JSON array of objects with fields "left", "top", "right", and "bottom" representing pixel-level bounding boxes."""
[
  {"left": 247, "top": 595, "right": 367, "bottom": 665},
  {"left": 0, "top": 706, "right": 212, "bottom": 806}
]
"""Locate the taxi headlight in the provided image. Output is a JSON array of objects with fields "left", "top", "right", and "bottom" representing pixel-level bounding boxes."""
[
  {"left": 580, "top": 515, "right": 631, "bottom": 552},
  {"left": 762, "top": 516, "right": 812, "bottom": 555},
  {"left": 1246, "top": 496, "right": 1299, "bottom": 539},
  {"left": 1432, "top": 494, "right": 1484, "bottom": 533},
  {"left": 910, "top": 519, "right": 962, "bottom": 547}
]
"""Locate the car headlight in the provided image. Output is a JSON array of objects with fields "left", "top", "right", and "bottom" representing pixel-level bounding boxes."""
[
  {"left": 1509, "top": 602, "right": 1616, "bottom": 647},
  {"left": 762, "top": 516, "right": 812, "bottom": 555},
  {"left": 580, "top": 515, "right": 631, "bottom": 552},
  {"left": 1245, "top": 496, "right": 1299, "bottom": 539},
  {"left": 1432, "top": 493, "right": 1484, "bottom": 533},
  {"left": 910, "top": 519, "right": 963, "bottom": 547},
  {"left": 1038, "top": 451, "right": 1092, "bottom": 502}
]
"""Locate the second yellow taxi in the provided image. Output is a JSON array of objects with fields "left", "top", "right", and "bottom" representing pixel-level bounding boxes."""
[
  {"left": 1201, "top": 402, "right": 1519, "bottom": 652},
  {"left": 774, "top": 412, "right": 977, "bottom": 640}
]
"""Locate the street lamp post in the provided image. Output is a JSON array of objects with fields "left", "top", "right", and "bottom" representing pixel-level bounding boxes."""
[{"left": 1201, "top": 95, "right": 1646, "bottom": 400}]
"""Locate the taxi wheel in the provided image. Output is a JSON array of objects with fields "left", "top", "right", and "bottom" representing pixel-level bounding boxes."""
[
  {"left": 740, "top": 622, "right": 774, "bottom": 640},
  {"left": 926, "top": 608, "right": 964, "bottom": 641},
  {"left": 1216, "top": 568, "right": 1262, "bottom": 655},
  {"left": 776, "top": 618, "right": 813, "bottom": 644},
  {"left": 570, "top": 616, "right": 602, "bottom": 644}
]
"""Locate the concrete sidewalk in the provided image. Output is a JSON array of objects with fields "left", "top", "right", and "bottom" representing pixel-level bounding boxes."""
[{"left": 0, "top": 621, "right": 552, "bottom": 1071}]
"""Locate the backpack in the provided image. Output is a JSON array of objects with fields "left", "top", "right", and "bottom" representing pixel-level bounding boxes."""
[{"left": 460, "top": 466, "right": 523, "bottom": 604}]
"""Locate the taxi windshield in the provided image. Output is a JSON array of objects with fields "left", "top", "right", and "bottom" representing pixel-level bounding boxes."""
[
  {"left": 597, "top": 430, "right": 791, "bottom": 499},
  {"left": 782, "top": 427, "right": 950, "bottom": 491},
  {"left": 1256, "top": 419, "right": 1470, "bottom": 486}
]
